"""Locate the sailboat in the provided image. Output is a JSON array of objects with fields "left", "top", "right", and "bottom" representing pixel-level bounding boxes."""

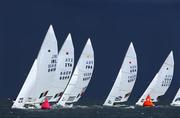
[
  {"left": 12, "top": 25, "right": 58, "bottom": 109},
  {"left": 103, "top": 42, "right": 138, "bottom": 107},
  {"left": 136, "top": 51, "right": 174, "bottom": 106},
  {"left": 171, "top": 88, "right": 180, "bottom": 106},
  {"left": 56, "top": 39, "right": 94, "bottom": 107},
  {"left": 47, "top": 34, "right": 74, "bottom": 104},
  {"left": 33, "top": 25, "right": 58, "bottom": 108}
]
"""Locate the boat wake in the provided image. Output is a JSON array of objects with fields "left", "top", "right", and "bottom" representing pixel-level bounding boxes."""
[
  {"left": 124, "top": 105, "right": 135, "bottom": 109},
  {"left": 72, "top": 105, "right": 89, "bottom": 109},
  {"left": 70, "top": 104, "right": 136, "bottom": 110}
]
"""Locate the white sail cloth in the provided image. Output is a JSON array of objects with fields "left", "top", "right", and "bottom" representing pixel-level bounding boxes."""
[
  {"left": 57, "top": 39, "right": 94, "bottom": 107},
  {"left": 136, "top": 51, "right": 174, "bottom": 106},
  {"left": 103, "top": 42, "right": 137, "bottom": 106}
]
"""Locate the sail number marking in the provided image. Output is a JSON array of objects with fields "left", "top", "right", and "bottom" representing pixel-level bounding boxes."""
[{"left": 48, "top": 54, "right": 57, "bottom": 72}]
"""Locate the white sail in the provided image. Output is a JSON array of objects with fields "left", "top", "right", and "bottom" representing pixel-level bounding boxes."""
[
  {"left": 57, "top": 39, "right": 94, "bottom": 107},
  {"left": 103, "top": 42, "right": 137, "bottom": 106},
  {"left": 12, "top": 59, "right": 37, "bottom": 109},
  {"left": 171, "top": 88, "right": 180, "bottom": 106},
  {"left": 48, "top": 34, "right": 74, "bottom": 103},
  {"left": 33, "top": 25, "right": 58, "bottom": 103},
  {"left": 136, "top": 51, "right": 174, "bottom": 106}
]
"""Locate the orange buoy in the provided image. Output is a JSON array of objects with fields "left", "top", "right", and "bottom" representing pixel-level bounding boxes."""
[
  {"left": 41, "top": 98, "right": 51, "bottom": 109},
  {"left": 143, "top": 95, "right": 154, "bottom": 107}
]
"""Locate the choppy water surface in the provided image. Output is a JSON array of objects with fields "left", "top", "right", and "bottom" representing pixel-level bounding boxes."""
[{"left": 1, "top": 100, "right": 180, "bottom": 118}]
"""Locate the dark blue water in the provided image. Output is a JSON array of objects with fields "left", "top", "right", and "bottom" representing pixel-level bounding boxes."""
[{"left": 1, "top": 100, "right": 180, "bottom": 118}]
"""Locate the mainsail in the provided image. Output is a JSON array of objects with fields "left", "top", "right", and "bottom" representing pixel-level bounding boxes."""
[
  {"left": 103, "top": 42, "right": 137, "bottom": 106},
  {"left": 136, "top": 51, "right": 174, "bottom": 106},
  {"left": 48, "top": 34, "right": 74, "bottom": 103},
  {"left": 12, "top": 59, "right": 37, "bottom": 109},
  {"left": 57, "top": 39, "right": 94, "bottom": 107},
  {"left": 32, "top": 25, "right": 58, "bottom": 104},
  {"left": 171, "top": 88, "right": 180, "bottom": 106}
]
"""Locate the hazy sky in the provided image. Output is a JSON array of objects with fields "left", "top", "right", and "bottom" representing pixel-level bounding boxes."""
[{"left": 1, "top": 0, "right": 180, "bottom": 103}]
